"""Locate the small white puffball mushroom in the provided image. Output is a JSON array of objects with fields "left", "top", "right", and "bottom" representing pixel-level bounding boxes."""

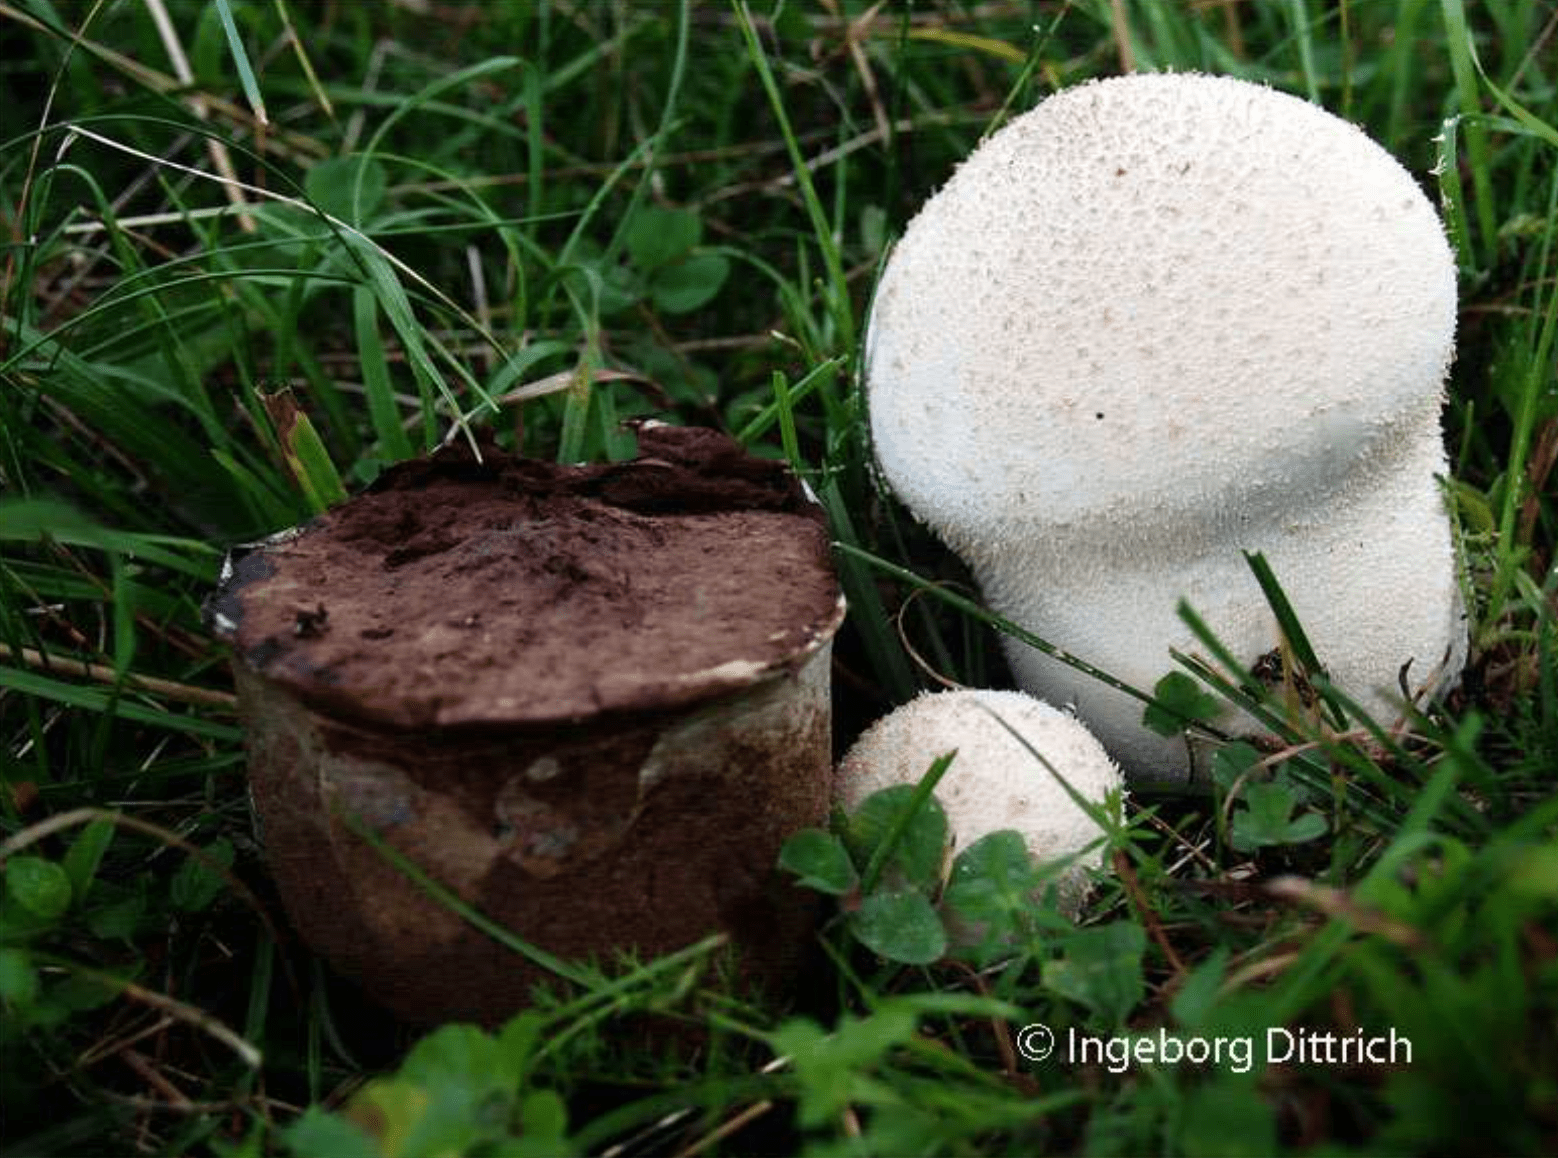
[
  {"left": 835, "top": 689, "right": 1124, "bottom": 914},
  {"left": 865, "top": 72, "right": 1466, "bottom": 779}
]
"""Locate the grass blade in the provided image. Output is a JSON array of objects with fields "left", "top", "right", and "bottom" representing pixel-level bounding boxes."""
[
  {"left": 1438, "top": 0, "right": 1498, "bottom": 270},
  {"left": 0, "top": 666, "right": 240, "bottom": 742},
  {"left": 1243, "top": 551, "right": 1350, "bottom": 729},
  {"left": 213, "top": 0, "right": 267, "bottom": 126},
  {"left": 734, "top": 1, "right": 855, "bottom": 356},
  {"left": 352, "top": 283, "right": 415, "bottom": 461}
]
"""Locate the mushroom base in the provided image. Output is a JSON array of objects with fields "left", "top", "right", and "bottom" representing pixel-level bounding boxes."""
[
  {"left": 981, "top": 436, "right": 1466, "bottom": 782},
  {"left": 237, "top": 644, "right": 833, "bottom": 1025}
]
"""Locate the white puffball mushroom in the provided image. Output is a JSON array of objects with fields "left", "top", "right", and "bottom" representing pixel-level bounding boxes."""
[
  {"left": 835, "top": 689, "right": 1124, "bottom": 914},
  {"left": 865, "top": 72, "right": 1466, "bottom": 779}
]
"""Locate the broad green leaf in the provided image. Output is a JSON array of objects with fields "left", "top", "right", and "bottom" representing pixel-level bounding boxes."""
[
  {"left": 1170, "top": 945, "right": 1230, "bottom": 1030},
  {"left": 626, "top": 206, "right": 700, "bottom": 271},
  {"left": 769, "top": 1006, "right": 920, "bottom": 1128},
  {"left": 597, "top": 262, "right": 644, "bottom": 315},
  {"left": 516, "top": 1089, "right": 569, "bottom": 1144},
  {"left": 1143, "top": 671, "right": 1222, "bottom": 737},
  {"left": 306, "top": 155, "right": 388, "bottom": 224},
  {"left": 1506, "top": 844, "right": 1558, "bottom": 899},
  {"left": 283, "top": 1106, "right": 380, "bottom": 1158},
  {"left": 846, "top": 783, "right": 949, "bottom": 892},
  {"left": 347, "top": 1079, "right": 431, "bottom": 1158},
  {"left": 63, "top": 818, "right": 115, "bottom": 903},
  {"left": 1281, "top": 811, "right": 1329, "bottom": 843},
  {"left": 1211, "top": 741, "right": 1262, "bottom": 791},
  {"left": 1231, "top": 781, "right": 1327, "bottom": 851},
  {"left": 5, "top": 856, "right": 72, "bottom": 922},
  {"left": 46, "top": 973, "right": 121, "bottom": 1013},
  {"left": 778, "top": 829, "right": 858, "bottom": 895},
  {"left": 650, "top": 253, "right": 730, "bottom": 313},
  {"left": 561, "top": 256, "right": 641, "bottom": 317},
  {"left": 947, "top": 830, "right": 1037, "bottom": 900},
  {"left": 496, "top": 1010, "right": 548, "bottom": 1070},
  {"left": 87, "top": 892, "right": 147, "bottom": 942},
  {"left": 400, "top": 1021, "right": 510, "bottom": 1088},
  {"left": 171, "top": 838, "right": 235, "bottom": 912},
  {"left": 850, "top": 888, "right": 946, "bottom": 965},
  {"left": 943, "top": 830, "right": 1043, "bottom": 961},
  {"left": 1177, "top": 1075, "right": 1277, "bottom": 1157},
  {"left": 0, "top": 947, "right": 38, "bottom": 1005},
  {"left": 1043, "top": 921, "right": 1146, "bottom": 1028}
]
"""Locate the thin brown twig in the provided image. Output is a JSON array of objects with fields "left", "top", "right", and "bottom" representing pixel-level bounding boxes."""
[
  {"left": 1109, "top": 0, "right": 1136, "bottom": 72},
  {"left": 28, "top": 960, "right": 264, "bottom": 1070},
  {"left": 0, "top": 644, "right": 238, "bottom": 709},
  {"left": 953, "top": 962, "right": 1024, "bottom": 1082},
  {"left": 672, "top": 1099, "right": 777, "bottom": 1158},
  {"left": 121, "top": 1048, "right": 193, "bottom": 1108},
  {"left": 77, "top": 1013, "right": 176, "bottom": 1070},
  {"left": 1142, "top": 808, "right": 1221, "bottom": 876},
  {"left": 833, "top": 0, "right": 892, "bottom": 145},
  {"left": 1113, "top": 849, "right": 1186, "bottom": 976},
  {"left": 1222, "top": 950, "right": 1300, "bottom": 991},
  {"left": 142, "top": 0, "right": 256, "bottom": 230},
  {"left": 1264, "top": 875, "right": 1430, "bottom": 951},
  {"left": 894, "top": 584, "right": 969, "bottom": 691},
  {"left": 101, "top": 1089, "right": 298, "bottom": 1116}
]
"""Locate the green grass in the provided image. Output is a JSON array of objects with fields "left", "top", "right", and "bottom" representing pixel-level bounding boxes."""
[{"left": 2, "top": 0, "right": 1557, "bottom": 1154}]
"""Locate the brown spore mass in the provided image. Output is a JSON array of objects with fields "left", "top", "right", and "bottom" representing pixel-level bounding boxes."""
[
  {"left": 212, "top": 426, "right": 842, "bottom": 1024},
  {"left": 217, "top": 424, "right": 840, "bottom": 729}
]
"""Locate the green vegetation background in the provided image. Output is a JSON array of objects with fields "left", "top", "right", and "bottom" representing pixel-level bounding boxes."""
[{"left": 1, "top": 1, "right": 1557, "bottom": 1154}]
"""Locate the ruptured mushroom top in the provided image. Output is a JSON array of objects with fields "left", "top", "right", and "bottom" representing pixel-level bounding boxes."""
[{"left": 865, "top": 71, "right": 1457, "bottom": 560}]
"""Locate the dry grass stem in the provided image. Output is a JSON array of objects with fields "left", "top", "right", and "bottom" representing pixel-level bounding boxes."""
[{"left": 0, "top": 643, "right": 238, "bottom": 709}]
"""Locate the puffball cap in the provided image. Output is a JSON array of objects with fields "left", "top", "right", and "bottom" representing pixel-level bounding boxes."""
[
  {"left": 836, "top": 689, "right": 1123, "bottom": 873},
  {"left": 866, "top": 72, "right": 1457, "bottom": 548}
]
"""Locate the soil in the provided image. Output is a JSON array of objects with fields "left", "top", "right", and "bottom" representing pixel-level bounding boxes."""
[{"left": 211, "top": 424, "right": 841, "bottom": 729}]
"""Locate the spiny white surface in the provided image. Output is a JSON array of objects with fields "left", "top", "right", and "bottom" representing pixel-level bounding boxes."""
[
  {"left": 987, "top": 431, "right": 1466, "bottom": 775},
  {"left": 868, "top": 72, "right": 1456, "bottom": 545},
  {"left": 835, "top": 690, "right": 1123, "bottom": 908},
  {"left": 864, "top": 73, "right": 1464, "bottom": 779}
]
